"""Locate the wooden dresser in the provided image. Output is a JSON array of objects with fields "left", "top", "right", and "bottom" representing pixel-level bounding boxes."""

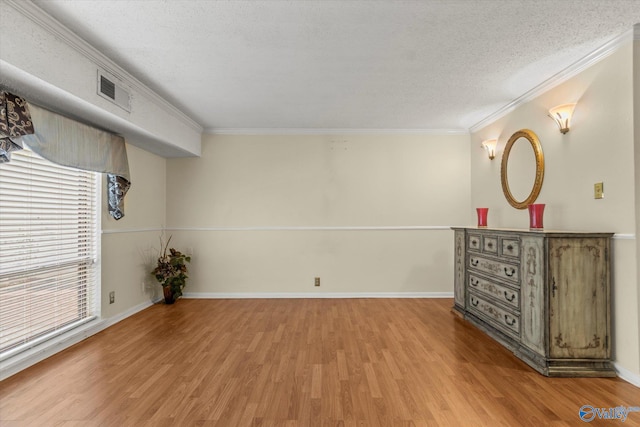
[{"left": 452, "top": 227, "right": 615, "bottom": 377}]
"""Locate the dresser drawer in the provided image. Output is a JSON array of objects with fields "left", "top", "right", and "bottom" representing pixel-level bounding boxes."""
[
  {"left": 483, "top": 236, "right": 498, "bottom": 254},
  {"left": 501, "top": 238, "right": 520, "bottom": 258},
  {"left": 468, "top": 293, "right": 520, "bottom": 337},
  {"left": 469, "top": 274, "right": 519, "bottom": 310},
  {"left": 468, "top": 234, "right": 481, "bottom": 252},
  {"left": 468, "top": 255, "right": 519, "bottom": 284}
]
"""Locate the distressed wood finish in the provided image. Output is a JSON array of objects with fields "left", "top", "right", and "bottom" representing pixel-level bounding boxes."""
[
  {"left": 520, "top": 235, "right": 545, "bottom": 356},
  {"left": 453, "top": 228, "right": 466, "bottom": 313},
  {"left": 452, "top": 227, "right": 615, "bottom": 377},
  {"left": 1, "top": 298, "right": 639, "bottom": 426},
  {"left": 548, "top": 238, "right": 610, "bottom": 360}
]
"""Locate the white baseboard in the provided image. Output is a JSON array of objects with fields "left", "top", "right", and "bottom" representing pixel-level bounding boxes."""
[
  {"left": 182, "top": 292, "right": 453, "bottom": 299},
  {"left": 167, "top": 225, "right": 452, "bottom": 232},
  {"left": 0, "top": 298, "right": 158, "bottom": 381},
  {"left": 614, "top": 363, "right": 640, "bottom": 388}
]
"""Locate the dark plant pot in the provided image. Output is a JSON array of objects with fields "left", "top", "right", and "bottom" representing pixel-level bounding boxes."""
[{"left": 163, "top": 286, "right": 175, "bottom": 304}]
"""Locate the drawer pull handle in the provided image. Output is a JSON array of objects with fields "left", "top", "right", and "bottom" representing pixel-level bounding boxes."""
[
  {"left": 504, "top": 267, "right": 515, "bottom": 277},
  {"left": 487, "top": 242, "right": 494, "bottom": 249},
  {"left": 470, "top": 278, "right": 479, "bottom": 287},
  {"left": 471, "top": 297, "right": 479, "bottom": 307},
  {"left": 471, "top": 240, "right": 478, "bottom": 246},
  {"left": 471, "top": 259, "right": 479, "bottom": 267},
  {"left": 504, "top": 291, "right": 515, "bottom": 302},
  {"left": 504, "top": 315, "right": 516, "bottom": 326},
  {"left": 507, "top": 244, "right": 514, "bottom": 251}
]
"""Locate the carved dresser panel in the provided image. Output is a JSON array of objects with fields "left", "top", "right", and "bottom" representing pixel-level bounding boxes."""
[{"left": 452, "top": 227, "right": 614, "bottom": 377}]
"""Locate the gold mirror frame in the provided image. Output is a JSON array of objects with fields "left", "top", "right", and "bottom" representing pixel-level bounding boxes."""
[{"left": 500, "top": 129, "right": 545, "bottom": 209}]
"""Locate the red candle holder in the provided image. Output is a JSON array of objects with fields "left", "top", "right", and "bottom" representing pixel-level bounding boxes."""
[
  {"left": 476, "top": 208, "right": 488, "bottom": 228},
  {"left": 528, "top": 203, "right": 545, "bottom": 230}
]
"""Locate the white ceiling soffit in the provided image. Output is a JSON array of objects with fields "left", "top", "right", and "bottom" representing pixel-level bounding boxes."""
[
  {"left": 0, "top": 60, "right": 196, "bottom": 158},
  {"left": 29, "top": 1, "right": 640, "bottom": 134}
]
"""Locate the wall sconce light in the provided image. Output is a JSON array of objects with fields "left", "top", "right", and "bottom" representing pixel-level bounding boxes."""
[
  {"left": 481, "top": 139, "right": 497, "bottom": 160},
  {"left": 548, "top": 103, "right": 576, "bottom": 134}
]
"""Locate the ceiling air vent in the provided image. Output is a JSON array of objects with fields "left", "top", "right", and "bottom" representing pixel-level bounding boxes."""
[
  {"left": 100, "top": 75, "right": 115, "bottom": 100},
  {"left": 97, "top": 70, "right": 131, "bottom": 112}
]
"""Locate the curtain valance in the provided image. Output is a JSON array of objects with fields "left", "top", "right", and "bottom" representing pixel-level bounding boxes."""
[
  {"left": 22, "top": 104, "right": 131, "bottom": 181},
  {"left": 0, "top": 90, "right": 131, "bottom": 219},
  {"left": 0, "top": 91, "right": 34, "bottom": 162}
]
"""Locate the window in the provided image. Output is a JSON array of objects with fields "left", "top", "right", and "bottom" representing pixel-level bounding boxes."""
[{"left": 0, "top": 146, "right": 99, "bottom": 359}]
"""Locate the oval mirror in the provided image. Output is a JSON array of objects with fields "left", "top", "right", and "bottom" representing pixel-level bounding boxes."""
[{"left": 500, "top": 129, "right": 544, "bottom": 209}]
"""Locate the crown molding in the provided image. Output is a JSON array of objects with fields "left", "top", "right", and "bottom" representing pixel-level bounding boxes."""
[
  {"left": 5, "top": 0, "right": 203, "bottom": 134},
  {"left": 206, "top": 127, "right": 469, "bottom": 136},
  {"left": 470, "top": 27, "right": 634, "bottom": 133}
]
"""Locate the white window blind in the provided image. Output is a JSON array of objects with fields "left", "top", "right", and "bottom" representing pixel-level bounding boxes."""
[{"left": 0, "top": 147, "right": 99, "bottom": 359}]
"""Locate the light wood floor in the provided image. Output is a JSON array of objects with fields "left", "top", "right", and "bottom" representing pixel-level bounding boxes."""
[{"left": 1, "top": 298, "right": 639, "bottom": 426}]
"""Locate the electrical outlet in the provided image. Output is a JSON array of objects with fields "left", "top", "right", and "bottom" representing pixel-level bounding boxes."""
[
  {"left": 314, "top": 277, "right": 320, "bottom": 287},
  {"left": 594, "top": 182, "right": 604, "bottom": 199},
  {"left": 109, "top": 291, "right": 115, "bottom": 304}
]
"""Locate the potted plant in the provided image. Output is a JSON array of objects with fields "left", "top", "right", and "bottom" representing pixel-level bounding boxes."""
[{"left": 151, "top": 236, "right": 191, "bottom": 304}]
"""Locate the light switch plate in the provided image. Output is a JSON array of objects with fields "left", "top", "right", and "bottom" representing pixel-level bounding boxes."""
[{"left": 594, "top": 182, "right": 604, "bottom": 199}]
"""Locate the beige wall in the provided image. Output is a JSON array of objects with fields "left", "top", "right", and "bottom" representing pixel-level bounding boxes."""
[
  {"left": 471, "top": 41, "right": 639, "bottom": 376},
  {"left": 101, "top": 143, "right": 166, "bottom": 318},
  {"left": 166, "top": 134, "right": 470, "bottom": 295}
]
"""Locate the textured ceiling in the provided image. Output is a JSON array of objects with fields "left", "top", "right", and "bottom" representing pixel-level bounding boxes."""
[{"left": 32, "top": 0, "right": 640, "bottom": 132}]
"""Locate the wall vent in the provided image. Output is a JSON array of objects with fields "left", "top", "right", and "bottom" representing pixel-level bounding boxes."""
[{"left": 97, "top": 70, "right": 131, "bottom": 112}]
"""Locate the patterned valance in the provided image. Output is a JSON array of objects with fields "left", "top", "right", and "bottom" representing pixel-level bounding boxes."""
[
  {"left": 107, "top": 174, "right": 131, "bottom": 220},
  {"left": 0, "top": 91, "right": 34, "bottom": 162},
  {"left": 0, "top": 90, "right": 131, "bottom": 220}
]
